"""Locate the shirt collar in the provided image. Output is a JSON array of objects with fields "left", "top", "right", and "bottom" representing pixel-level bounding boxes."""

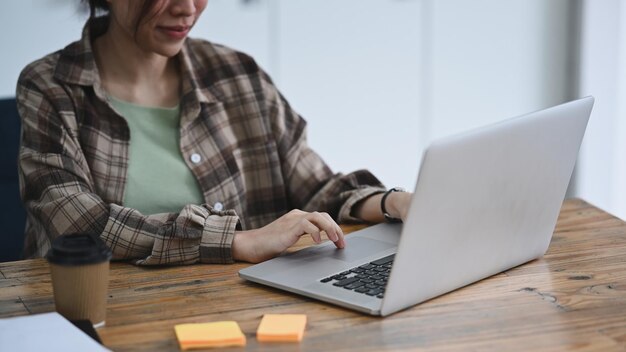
[
  {"left": 54, "top": 16, "right": 222, "bottom": 123},
  {"left": 53, "top": 16, "right": 106, "bottom": 87},
  {"left": 178, "top": 39, "right": 223, "bottom": 126}
]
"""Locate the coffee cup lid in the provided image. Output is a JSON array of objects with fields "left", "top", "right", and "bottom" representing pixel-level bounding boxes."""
[{"left": 46, "top": 233, "right": 112, "bottom": 266}]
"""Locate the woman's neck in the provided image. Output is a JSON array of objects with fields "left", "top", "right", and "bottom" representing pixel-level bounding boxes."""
[{"left": 93, "top": 21, "right": 181, "bottom": 108}]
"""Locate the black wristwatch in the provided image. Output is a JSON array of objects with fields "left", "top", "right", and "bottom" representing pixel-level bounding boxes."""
[{"left": 381, "top": 187, "right": 405, "bottom": 223}]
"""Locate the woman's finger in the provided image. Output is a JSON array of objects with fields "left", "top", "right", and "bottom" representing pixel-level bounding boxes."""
[
  {"left": 306, "top": 212, "right": 339, "bottom": 242},
  {"left": 320, "top": 212, "right": 345, "bottom": 249}
]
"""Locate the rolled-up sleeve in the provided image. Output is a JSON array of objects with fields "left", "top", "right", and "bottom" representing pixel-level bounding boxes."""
[{"left": 261, "top": 72, "right": 386, "bottom": 223}]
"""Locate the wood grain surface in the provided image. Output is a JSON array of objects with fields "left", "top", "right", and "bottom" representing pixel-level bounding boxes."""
[{"left": 1, "top": 199, "right": 625, "bottom": 351}]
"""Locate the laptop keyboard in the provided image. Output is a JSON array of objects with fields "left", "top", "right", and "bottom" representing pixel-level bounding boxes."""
[{"left": 319, "top": 254, "right": 395, "bottom": 299}]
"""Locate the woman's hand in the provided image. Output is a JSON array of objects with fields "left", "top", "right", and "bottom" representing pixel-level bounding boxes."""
[{"left": 232, "top": 209, "right": 345, "bottom": 263}]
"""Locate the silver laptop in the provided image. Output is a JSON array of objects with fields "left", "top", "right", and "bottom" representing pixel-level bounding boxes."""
[{"left": 239, "top": 97, "right": 594, "bottom": 316}]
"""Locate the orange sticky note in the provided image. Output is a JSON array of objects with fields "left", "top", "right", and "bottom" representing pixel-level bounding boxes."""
[
  {"left": 174, "top": 321, "right": 246, "bottom": 350},
  {"left": 256, "top": 314, "right": 307, "bottom": 342}
]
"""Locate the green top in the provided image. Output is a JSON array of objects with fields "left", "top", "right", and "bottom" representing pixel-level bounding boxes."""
[{"left": 109, "top": 96, "right": 204, "bottom": 215}]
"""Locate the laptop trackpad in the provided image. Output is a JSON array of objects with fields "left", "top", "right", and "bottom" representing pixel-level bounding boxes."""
[
  {"left": 328, "top": 237, "right": 394, "bottom": 262},
  {"left": 245, "top": 236, "right": 397, "bottom": 286},
  {"left": 282, "top": 237, "right": 395, "bottom": 263}
]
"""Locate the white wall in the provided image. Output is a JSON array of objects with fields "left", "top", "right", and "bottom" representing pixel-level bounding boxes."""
[
  {"left": 424, "top": 0, "right": 573, "bottom": 140},
  {"left": 272, "top": 0, "right": 574, "bottom": 191},
  {"left": 0, "top": 0, "right": 86, "bottom": 98},
  {"left": 578, "top": 0, "right": 626, "bottom": 220},
  {"left": 274, "top": 0, "right": 424, "bottom": 190},
  {"left": 193, "top": 0, "right": 276, "bottom": 76}
]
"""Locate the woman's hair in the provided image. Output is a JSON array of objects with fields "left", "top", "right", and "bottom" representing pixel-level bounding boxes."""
[
  {"left": 83, "top": 0, "right": 109, "bottom": 19},
  {"left": 83, "top": 0, "right": 165, "bottom": 33}
]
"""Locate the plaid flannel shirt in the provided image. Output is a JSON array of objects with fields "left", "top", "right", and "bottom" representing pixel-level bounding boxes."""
[{"left": 16, "top": 18, "right": 385, "bottom": 265}]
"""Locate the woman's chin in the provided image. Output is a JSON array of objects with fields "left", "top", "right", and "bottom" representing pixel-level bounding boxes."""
[{"left": 151, "top": 44, "right": 185, "bottom": 58}]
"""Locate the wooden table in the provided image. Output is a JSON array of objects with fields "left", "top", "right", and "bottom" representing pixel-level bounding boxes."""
[{"left": 1, "top": 198, "right": 625, "bottom": 351}]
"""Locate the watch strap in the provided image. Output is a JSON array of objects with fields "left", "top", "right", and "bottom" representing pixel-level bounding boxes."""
[{"left": 381, "top": 187, "right": 405, "bottom": 223}]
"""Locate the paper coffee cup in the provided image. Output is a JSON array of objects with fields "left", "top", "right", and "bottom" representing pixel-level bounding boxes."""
[{"left": 46, "top": 234, "right": 112, "bottom": 328}]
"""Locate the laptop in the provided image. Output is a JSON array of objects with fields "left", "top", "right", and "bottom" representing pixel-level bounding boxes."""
[{"left": 239, "top": 97, "right": 594, "bottom": 316}]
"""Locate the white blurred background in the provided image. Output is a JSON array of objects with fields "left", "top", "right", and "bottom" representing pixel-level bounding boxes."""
[{"left": 1, "top": 0, "right": 624, "bottom": 220}]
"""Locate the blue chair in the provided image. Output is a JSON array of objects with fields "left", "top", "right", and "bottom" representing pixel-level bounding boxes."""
[{"left": 0, "top": 98, "right": 26, "bottom": 262}]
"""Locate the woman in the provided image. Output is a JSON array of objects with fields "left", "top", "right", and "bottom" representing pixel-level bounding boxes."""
[{"left": 17, "top": 0, "right": 412, "bottom": 265}]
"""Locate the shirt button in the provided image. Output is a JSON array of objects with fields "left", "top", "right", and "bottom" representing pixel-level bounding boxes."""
[
  {"left": 190, "top": 153, "right": 202, "bottom": 164},
  {"left": 213, "top": 202, "right": 224, "bottom": 211}
]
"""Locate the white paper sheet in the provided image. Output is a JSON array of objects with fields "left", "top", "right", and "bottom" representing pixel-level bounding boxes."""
[{"left": 0, "top": 312, "right": 111, "bottom": 352}]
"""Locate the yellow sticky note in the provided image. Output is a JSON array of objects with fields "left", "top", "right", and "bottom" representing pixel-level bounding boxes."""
[
  {"left": 256, "top": 314, "right": 307, "bottom": 342},
  {"left": 174, "top": 321, "right": 246, "bottom": 350}
]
